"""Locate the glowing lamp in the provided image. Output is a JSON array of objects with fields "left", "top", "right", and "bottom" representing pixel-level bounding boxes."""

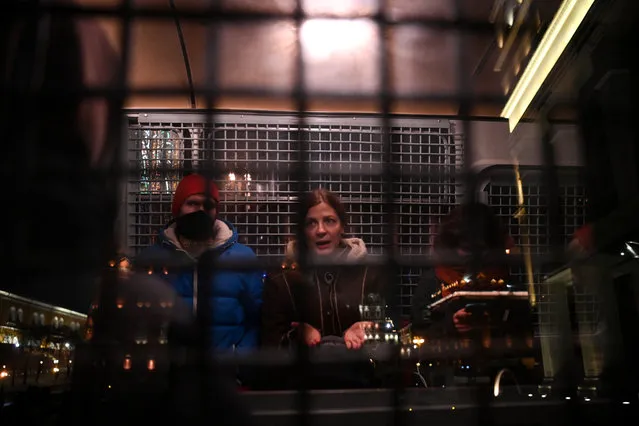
[{"left": 501, "top": 0, "right": 596, "bottom": 131}]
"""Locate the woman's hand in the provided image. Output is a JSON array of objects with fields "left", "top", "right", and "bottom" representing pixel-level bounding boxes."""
[
  {"left": 291, "top": 322, "right": 322, "bottom": 346},
  {"left": 343, "top": 321, "right": 373, "bottom": 350},
  {"left": 452, "top": 308, "right": 488, "bottom": 333}
]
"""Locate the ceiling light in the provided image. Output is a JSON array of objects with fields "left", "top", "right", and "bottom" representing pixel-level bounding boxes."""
[{"left": 501, "top": 0, "right": 596, "bottom": 132}]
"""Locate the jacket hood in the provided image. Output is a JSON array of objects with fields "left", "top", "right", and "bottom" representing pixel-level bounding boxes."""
[
  {"left": 158, "top": 218, "right": 237, "bottom": 255},
  {"left": 284, "top": 237, "right": 368, "bottom": 266}
]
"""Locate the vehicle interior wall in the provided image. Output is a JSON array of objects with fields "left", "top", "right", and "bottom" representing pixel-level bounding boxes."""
[
  {"left": 4, "top": 1, "right": 639, "bottom": 424},
  {"left": 121, "top": 112, "right": 587, "bottom": 325},
  {"left": 71, "top": 0, "right": 563, "bottom": 116}
]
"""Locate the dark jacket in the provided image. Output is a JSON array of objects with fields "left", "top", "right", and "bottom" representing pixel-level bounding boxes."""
[
  {"left": 134, "top": 219, "right": 264, "bottom": 352},
  {"left": 262, "top": 238, "right": 390, "bottom": 347}
]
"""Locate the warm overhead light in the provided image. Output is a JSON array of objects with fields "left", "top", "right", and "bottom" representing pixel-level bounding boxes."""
[
  {"left": 300, "top": 19, "right": 375, "bottom": 62},
  {"left": 501, "top": 0, "right": 596, "bottom": 132},
  {"left": 302, "top": 0, "right": 378, "bottom": 17}
]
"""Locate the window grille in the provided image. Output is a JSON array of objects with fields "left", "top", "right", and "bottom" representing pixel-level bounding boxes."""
[
  {"left": 127, "top": 114, "right": 461, "bottom": 317},
  {"left": 482, "top": 169, "right": 595, "bottom": 335}
]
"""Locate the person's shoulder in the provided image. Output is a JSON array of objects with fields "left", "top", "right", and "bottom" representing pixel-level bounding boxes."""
[
  {"left": 416, "top": 268, "right": 438, "bottom": 291},
  {"left": 133, "top": 240, "right": 192, "bottom": 270},
  {"left": 133, "top": 243, "right": 168, "bottom": 264},
  {"left": 264, "top": 269, "right": 285, "bottom": 287},
  {"left": 224, "top": 241, "right": 257, "bottom": 258},
  {"left": 419, "top": 268, "right": 437, "bottom": 280}
]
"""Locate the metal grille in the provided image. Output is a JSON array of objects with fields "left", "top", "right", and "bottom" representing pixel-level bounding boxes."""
[
  {"left": 8, "top": 0, "right": 639, "bottom": 423},
  {"left": 127, "top": 113, "right": 462, "bottom": 317},
  {"left": 482, "top": 172, "right": 598, "bottom": 334}
]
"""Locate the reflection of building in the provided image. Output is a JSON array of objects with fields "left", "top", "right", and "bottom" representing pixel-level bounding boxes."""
[
  {"left": 0, "top": 289, "right": 87, "bottom": 374},
  {"left": 83, "top": 258, "right": 173, "bottom": 388},
  {"left": 398, "top": 324, "right": 413, "bottom": 346},
  {"left": 359, "top": 294, "right": 399, "bottom": 344},
  {"left": 359, "top": 293, "right": 384, "bottom": 321},
  {"left": 0, "top": 289, "right": 87, "bottom": 349}
]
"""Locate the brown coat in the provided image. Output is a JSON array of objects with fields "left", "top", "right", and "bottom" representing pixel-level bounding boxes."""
[{"left": 261, "top": 239, "right": 389, "bottom": 347}]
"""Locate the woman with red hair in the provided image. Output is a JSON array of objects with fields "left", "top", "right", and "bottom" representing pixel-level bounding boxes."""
[{"left": 411, "top": 202, "right": 518, "bottom": 335}]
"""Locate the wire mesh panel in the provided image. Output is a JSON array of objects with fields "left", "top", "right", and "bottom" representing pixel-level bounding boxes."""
[
  {"left": 482, "top": 169, "right": 596, "bottom": 335},
  {"left": 6, "top": 0, "right": 639, "bottom": 424},
  {"left": 126, "top": 113, "right": 462, "bottom": 317}
]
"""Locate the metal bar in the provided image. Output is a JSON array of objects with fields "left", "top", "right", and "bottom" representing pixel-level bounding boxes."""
[
  {"left": 10, "top": 251, "right": 574, "bottom": 278},
  {"left": 0, "top": 0, "right": 617, "bottom": 425},
  {"left": 378, "top": 0, "right": 406, "bottom": 424},
  {"left": 0, "top": 82, "right": 506, "bottom": 103},
  {"left": 68, "top": 0, "right": 134, "bottom": 419},
  {"left": 9, "top": 0, "right": 47, "bottom": 319},
  {"left": 211, "top": 334, "right": 538, "bottom": 367},
  {"left": 11, "top": 3, "right": 505, "bottom": 32},
  {"left": 454, "top": 0, "right": 495, "bottom": 425},
  {"left": 0, "top": 85, "right": 508, "bottom": 106},
  {"left": 95, "top": 0, "right": 133, "bottom": 393},
  {"left": 117, "top": 165, "right": 582, "bottom": 186},
  {"left": 136, "top": 112, "right": 452, "bottom": 128},
  {"left": 292, "top": 3, "right": 311, "bottom": 426},
  {"left": 194, "top": 0, "right": 222, "bottom": 422}
]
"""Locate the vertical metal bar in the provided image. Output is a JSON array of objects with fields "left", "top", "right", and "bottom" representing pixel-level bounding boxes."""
[
  {"left": 9, "top": 0, "right": 45, "bottom": 272},
  {"left": 378, "top": 1, "right": 405, "bottom": 425},
  {"left": 293, "top": 3, "right": 311, "bottom": 426},
  {"left": 453, "top": 0, "right": 492, "bottom": 425},
  {"left": 198, "top": 0, "right": 221, "bottom": 420},
  {"left": 95, "top": 0, "right": 133, "bottom": 387},
  {"left": 452, "top": 0, "right": 480, "bottom": 297},
  {"left": 67, "top": 0, "right": 133, "bottom": 419}
]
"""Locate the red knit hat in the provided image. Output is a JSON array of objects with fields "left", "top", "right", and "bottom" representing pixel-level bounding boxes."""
[{"left": 171, "top": 174, "right": 220, "bottom": 218}]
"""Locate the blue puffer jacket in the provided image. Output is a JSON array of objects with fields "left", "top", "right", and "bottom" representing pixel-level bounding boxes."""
[{"left": 134, "top": 219, "right": 263, "bottom": 352}]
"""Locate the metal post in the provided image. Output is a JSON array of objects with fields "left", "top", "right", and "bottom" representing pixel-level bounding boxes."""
[
  {"left": 378, "top": 0, "right": 405, "bottom": 423},
  {"left": 293, "top": 2, "right": 311, "bottom": 426}
]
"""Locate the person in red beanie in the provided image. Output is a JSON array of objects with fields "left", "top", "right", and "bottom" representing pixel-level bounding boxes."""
[
  {"left": 171, "top": 173, "right": 221, "bottom": 219},
  {"left": 2, "top": 3, "right": 256, "bottom": 423},
  {"left": 134, "top": 173, "right": 264, "bottom": 356}
]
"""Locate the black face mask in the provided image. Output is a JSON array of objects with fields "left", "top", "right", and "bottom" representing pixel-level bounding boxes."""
[{"left": 174, "top": 210, "right": 215, "bottom": 242}]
